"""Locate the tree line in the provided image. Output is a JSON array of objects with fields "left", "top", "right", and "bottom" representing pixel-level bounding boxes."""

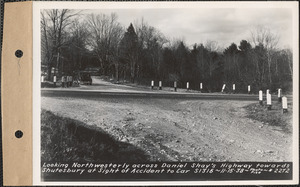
[{"left": 41, "top": 9, "right": 293, "bottom": 92}]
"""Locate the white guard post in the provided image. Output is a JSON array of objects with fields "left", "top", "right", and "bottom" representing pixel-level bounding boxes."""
[
  {"left": 282, "top": 96, "right": 288, "bottom": 113},
  {"left": 267, "top": 93, "right": 272, "bottom": 110},
  {"left": 278, "top": 88, "right": 282, "bottom": 102},
  {"left": 53, "top": 76, "right": 57, "bottom": 87},
  {"left": 187, "top": 82, "right": 189, "bottom": 91},
  {"left": 41, "top": 75, "right": 45, "bottom": 88},
  {"left": 233, "top": 84, "right": 235, "bottom": 93},
  {"left": 259, "top": 90, "right": 263, "bottom": 105},
  {"left": 221, "top": 84, "right": 226, "bottom": 93},
  {"left": 151, "top": 80, "right": 154, "bottom": 90},
  {"left": 159, "top": 81, "right": 162, "bottom": 90},
  {"left": 200, "top": 83, "right": 203, "bottom": 91},
  {"left": 248, "top": 85, "right": 251, "bottom": 94},
  {"left": 174, "top": 81, "right": 177, "bottom": 92}
]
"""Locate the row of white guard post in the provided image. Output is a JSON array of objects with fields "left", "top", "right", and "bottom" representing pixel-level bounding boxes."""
[
  {"left": 151, "top": 81, "right": 288, "bottom": 113},
  {"left": 221, "top": 84, "right": 251, "bottom": 94},
  {"left": 259, "top": 89, "right": 288, "bottom": 113},
  {"left": 152, "top": 81, "right": 251, "bottom": 93},
  {"left": 151, "top": 80, "right": 203, "bottom": 92}
]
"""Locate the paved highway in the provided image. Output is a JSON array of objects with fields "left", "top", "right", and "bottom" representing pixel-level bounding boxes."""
[
  {"left": 41, "top": 89, "right": 262, "bottom": 100},
  {"left": 41, "top": 77, "right": 292, "bottom": 101}
]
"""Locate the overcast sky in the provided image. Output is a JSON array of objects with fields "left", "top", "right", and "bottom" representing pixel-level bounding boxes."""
[{"left": 83, "top": 8, "right": 293, "bottom": 49}]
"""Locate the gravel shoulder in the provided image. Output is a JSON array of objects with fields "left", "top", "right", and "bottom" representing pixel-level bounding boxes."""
[{"left": 41, "top": 96, "right": 293, "bottom": 162}]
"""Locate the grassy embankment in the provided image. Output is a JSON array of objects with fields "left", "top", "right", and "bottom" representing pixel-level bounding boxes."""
[
  {"left": 41, "top": 110, "right": 149, "bottom": 162},
  {"left": 244, "top": 100, "right": 293, "bottom": 134}
]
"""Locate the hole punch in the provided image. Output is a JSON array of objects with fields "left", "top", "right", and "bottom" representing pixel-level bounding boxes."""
[
  {"left": 15, "top": 130, "right": 23, "bottom": 138},
  {"left": 15, "top": 50, "right": 23, "bottom": 75},
  {"left": 15, "top": 50, "right": 23, "bottom": 58}
]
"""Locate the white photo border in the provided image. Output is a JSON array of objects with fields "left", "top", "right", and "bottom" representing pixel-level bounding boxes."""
[{"left": 32, "top": 1, "right": 299, "bottom": 185}]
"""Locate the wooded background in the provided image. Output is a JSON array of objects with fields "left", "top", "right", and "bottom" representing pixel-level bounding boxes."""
[{"left": 41, "top": 10, "right": 293, "bottom": 93}]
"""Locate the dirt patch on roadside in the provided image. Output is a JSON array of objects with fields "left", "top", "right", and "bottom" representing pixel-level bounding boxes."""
[{"left": 42, "top": 97, "right": 293, "bottom": 162}]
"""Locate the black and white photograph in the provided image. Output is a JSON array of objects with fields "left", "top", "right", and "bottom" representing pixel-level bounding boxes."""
[{"left": 33, "top": 1, "right": 298, "bottom": 185}]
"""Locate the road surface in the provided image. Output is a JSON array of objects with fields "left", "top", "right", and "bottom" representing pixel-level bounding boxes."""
[
  {"left": 42, "top": 77, "right": 291, "bottom": 101},
  {"left": 41, "top": 77, "right": 293, "bottom": 162}
]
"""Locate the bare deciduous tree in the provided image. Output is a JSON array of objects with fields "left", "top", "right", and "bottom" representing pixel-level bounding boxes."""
[
  {"left": 41, "top": 9, "right": 81, "bottom": 78},
  {"left": 282, "top": 48, "right": 293, "bottom": 78},
  {"left": 134, "top": 19, "right": 168, "bottom": 79},
  {"left": 205, "top": 40, "right": 221, "bottom": 77},
  {"left": 86, "top": 13, "right": 124, "bottom": 77},
  {"left": 250, "top": 26, "right": 279, "bottom": 85},
  {"left": 67, "top": 19, "right": 89, "bottom": 71}
]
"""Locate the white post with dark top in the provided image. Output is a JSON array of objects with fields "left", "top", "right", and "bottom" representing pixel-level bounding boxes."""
[
  {"left": 278, "top": 88, "right": 282, "bottom": 102},
  {"left": 159, "top": 81, "right": 162, "bottom": 90},
  {"left": 267, "top": 93, "right": 272, "bottom": 110},
  {"left": 259, "top": 90, "right": 263, "bottom": 105},
  {"left": 53, "top": 76, "right": 56, "bottom": 87},
  {"left": 151, "top": 80, "right": 154, "bottom": 90},
  {"left": 282, "top": 96, "right": 288, "bottom": 113}
]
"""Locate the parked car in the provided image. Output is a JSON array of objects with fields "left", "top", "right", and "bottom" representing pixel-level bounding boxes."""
[{"left": 80, "top": 73, "right": 92, "bottom": 85}]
